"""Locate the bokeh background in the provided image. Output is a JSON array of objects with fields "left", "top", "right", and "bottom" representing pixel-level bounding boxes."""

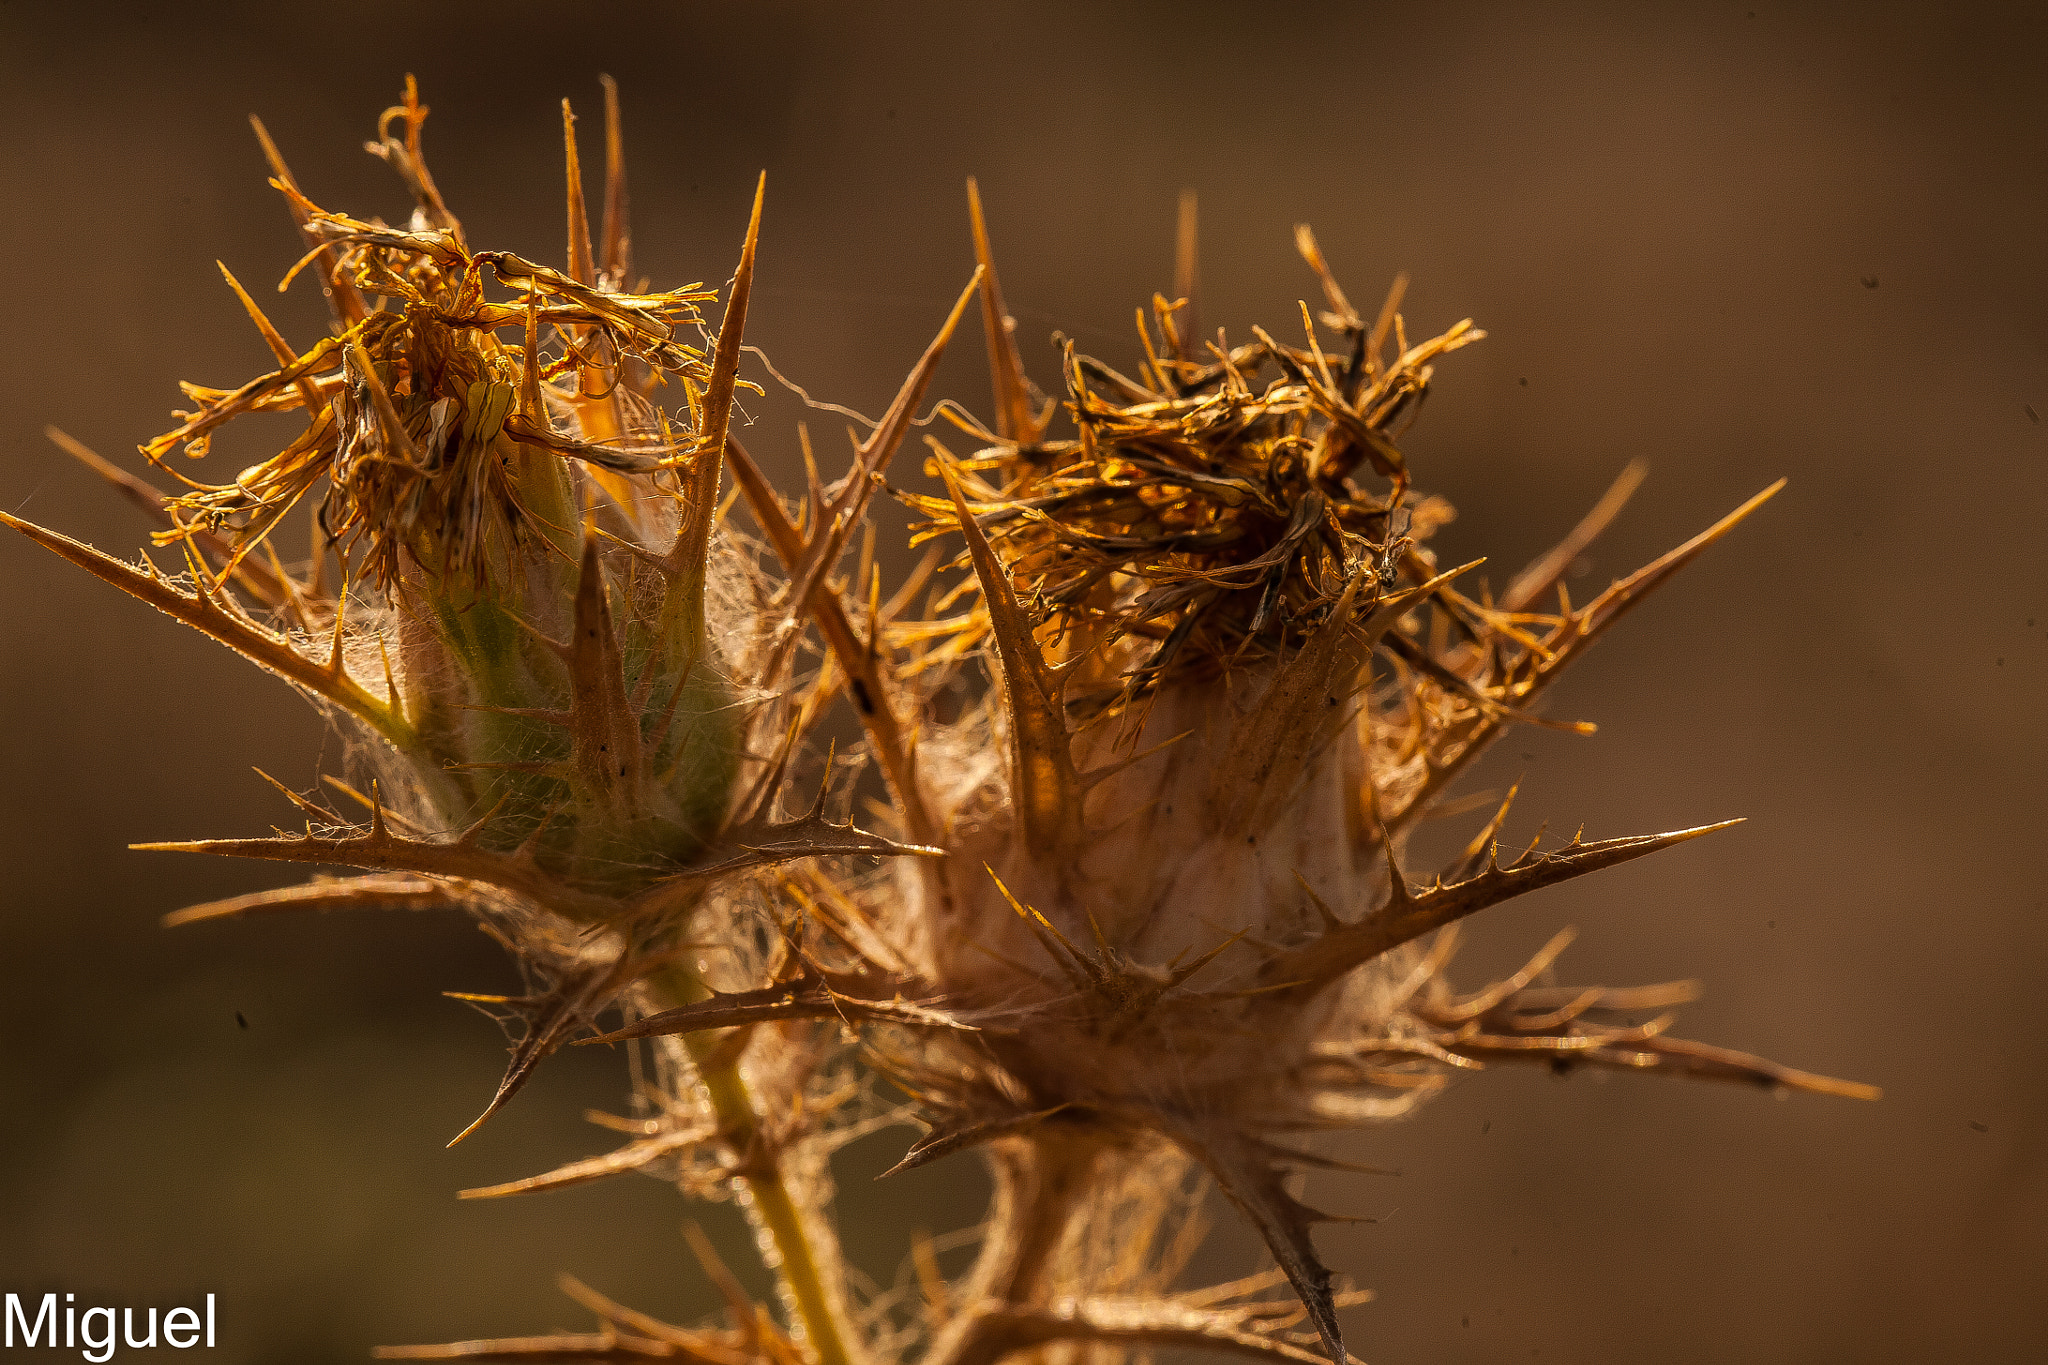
[{"left": 3, "top": 2, "right": 2044, "bottom": 1361}]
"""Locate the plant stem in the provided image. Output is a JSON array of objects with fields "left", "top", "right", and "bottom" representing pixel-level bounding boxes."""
[
  {"left": 652, "top": 965, "right": 862, "bottom": 1365},
  {"left": 923, "top": 1131, "right": 1104, "bottom": 1365},
  {"left": 693, "top": 1046, "right": 860, "bottom": 1365}
]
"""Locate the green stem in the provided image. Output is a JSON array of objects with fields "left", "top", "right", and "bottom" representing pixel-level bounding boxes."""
[
  {"left": 652, "top": 965, "right": 862, "bottom": 1365},
  {"left": 692, "top": 1046, "right": 860, "bottom": 1365}
]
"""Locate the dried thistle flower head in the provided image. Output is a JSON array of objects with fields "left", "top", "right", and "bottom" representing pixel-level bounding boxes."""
[
  {"left": 28, "top": 78, "right": 780, "bottom": 896},
  {"left": 817, "top": 194, "right": 1880, "bottom": 1365},
  {"left": 3, "top": 80, "right": 1876, "bottom": 1365}
]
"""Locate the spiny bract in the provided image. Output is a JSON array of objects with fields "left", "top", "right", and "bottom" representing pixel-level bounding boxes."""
[{"left": 4, "top": 80, "right": 1877, "bottom": 1365}]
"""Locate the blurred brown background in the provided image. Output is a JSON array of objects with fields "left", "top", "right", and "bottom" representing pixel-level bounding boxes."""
[{"left": 2, "top": 2, "right": 2043, "bottom": 1361}]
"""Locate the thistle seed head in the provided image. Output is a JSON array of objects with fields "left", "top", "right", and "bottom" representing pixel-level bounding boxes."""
[
  {"left": 854, "top": 202, "right": 1872, "bottom": 1365},
  {"left": 31, "top": 79, "right": 768, "bottom": 898}
]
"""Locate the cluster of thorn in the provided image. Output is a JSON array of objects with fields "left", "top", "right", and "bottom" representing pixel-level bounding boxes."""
[{"left": 0, "top": 78, "right": 1882, "bottom": 1365}]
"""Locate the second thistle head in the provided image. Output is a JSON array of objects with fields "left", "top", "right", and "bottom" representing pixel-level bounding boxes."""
[
  {"left": 908, "top": 209, "right": 1486, "bottom": 1057},
  {"left": 845, "top": 190, "right": 1866, "bottom": 1365}
]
